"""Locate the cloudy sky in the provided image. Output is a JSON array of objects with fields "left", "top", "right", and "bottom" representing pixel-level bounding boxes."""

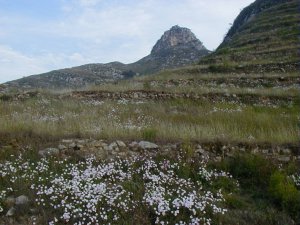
[{"left": 0, "top": 0, "right": 254, "bottom": 83}]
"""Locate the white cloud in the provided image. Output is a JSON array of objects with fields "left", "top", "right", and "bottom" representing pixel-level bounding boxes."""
[
  {"left": 0, "top": 45, "right": 45, "bottom": 83},
  {"left": 0, "top": 0, "right": 255, "bottom": 83},
  {"left": 56, "top": 0, "right": 254, "bottom": 52},
  {"left": 0, "top": 45, "right": 92, "bottom": 83},
  {"left": 78, "top": 0, "right": 102, "bottom": 7}
]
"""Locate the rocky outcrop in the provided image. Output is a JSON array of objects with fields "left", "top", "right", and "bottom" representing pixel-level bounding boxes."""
[
  {"left": 131, "top": 26, "right": 209, "bottom": 74},
  {"left": 151, "top": 25, "right": 206, "bottom": 55},
  {"left": 69, "top": 90, "right": 296, "bottom": 106},
  {"left": 38, "top": 139, "right": 300, "bottom": 163}
]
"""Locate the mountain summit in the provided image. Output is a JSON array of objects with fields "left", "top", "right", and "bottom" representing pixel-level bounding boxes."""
[
  {"left": 131, "top": 25, "right": 209, "bottom": 74},
  {"left": 5, "top": 25, "right": 209, "bottom": 89},
  {"left": 151, "top": 25, "right": 206, "bottom": 55}
]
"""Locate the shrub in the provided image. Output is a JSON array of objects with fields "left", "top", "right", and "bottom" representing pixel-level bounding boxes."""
[
  {"left": 225, "top": 153, "right": 276, "bottom": 191},
  {"left": 0, "top": 94, "right": 12, "bottom": 102},
  {"left": 143, "top": 81, "right": 151, "bottom": 90},
  {"left": 141, "top": 128, "right": 157, "bottom": 141},
  {"left": 269, "top": 171, "right": 300, "bottom": 220}
]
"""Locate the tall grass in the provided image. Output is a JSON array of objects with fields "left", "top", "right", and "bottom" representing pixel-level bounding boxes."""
[{"left": 0, "top": 97, "right": 298, "bottom": 144}]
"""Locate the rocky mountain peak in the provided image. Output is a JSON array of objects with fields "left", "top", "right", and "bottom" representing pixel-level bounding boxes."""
[
  {"left": 151, "top": 25, "right": 206, "bottom": 55},
  {"left": 4, "top": 25, "right": 210, "bottom": 89}
]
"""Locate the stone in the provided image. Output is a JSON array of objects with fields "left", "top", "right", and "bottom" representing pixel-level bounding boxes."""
[
  {"left": 215, "top": 156, "right": 222, "bottom": 162},
  {"left": 69, "top": 143, "right": 82, "bottom": 151},
  {"left": 116, "top": 140, "right": 126, "bottom": 148},
  {"left": 262, "top": 149, "right": 269, "bottom": 154},
  {"left": 76, "top": 144, "right": 84, "bottom": 150},
  {"left": 109, "top": 142, "right": 118, "bottom": 150},
  {"left": 196, "top": 148, "right": 206, "bottom": 155},
  {"left": 129, "top": 141, "right": 139, "bottom": 151},
  {"left": 221, "top": 146, "right": 227, "bottom": 150},
  {"left": 95, "top": 150, "right": 107, "bottom": 159},
  {"left": 138, "top": 141, "right": 159, "bottom": 150},
  {"left": 77, "top": 140, "right": 86, "bottom": 144},
  {"left": 118, "top": 152, "right": 127, "bottom": 157},
  {"left": 133, "top": 93, "right": 139, "bottom": 99},
  {"left": 277, "top": 156, "right": 290, "bottom": 162},
  {"left": 251, "top": 148, "right": 259, "bottom": 154},
  {"left": 69, "top": 143, "right": 76, "bottom": 148},
  {"left": 94, "top": 141, "right": 105, "bottom": 148},
  {"left": 58, "top": 144, "right": 67, "bottom": 150},
  {"left": 151, "top": 25, "right": 207, "bottom": 55},
  {"left": 128, "top": 151, "right": 138, "bottom": 157},
  {"left": 282, "top": 149, "right": 291, "bottom": 155},
  {"left": 38, "top": 148, "right": 59, "bottom": 157},
  {"left": 61, "top": 139, "right": 73, "bottom": 144},
  {"left": 6, "top": 207, "right": 16, "bottom": 217},
  {"left": 103, "top": 145, "right": 113, "bottom": 152},
  {"left": 15, "top": 195, "right": 29, "bottom": 206}
]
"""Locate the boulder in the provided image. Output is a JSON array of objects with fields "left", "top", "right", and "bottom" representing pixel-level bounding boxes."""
[
  {"left": 138, "top": 141, "right": 159, "bottom": 150},
  {"left": 15, "top": 195, "right": 29, "bottom": 206},
  {"left": 38, "top": 148, "right": 59, "bottom": 157},
  {"left": 116, "top": 140, "right": 126, "bottom": 148},
  {"left": 277, "top": 156, "right": 290, "bottom": 162},
  {"left": 6, "top": 207, "right": 16, "bottom": 217},
  {"left": 58, "top": 144, "right": 67, "bottom": 150}
]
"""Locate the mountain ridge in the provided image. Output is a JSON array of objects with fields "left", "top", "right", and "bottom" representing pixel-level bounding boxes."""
[
  {"left": 200, "top": 0, "right": 299, "bottom": 70},
  {"left": 4, "top": 25, "right": 209, "bottom": 89}
]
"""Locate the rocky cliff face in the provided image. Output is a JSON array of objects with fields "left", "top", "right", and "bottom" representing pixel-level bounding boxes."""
[
  {"left": 5, "top": 26, "right": 209, "bottom": 90},
  {"left": 151, "top": 25, "right": 206, "bottom": 55},
  {"left": 130, "top": 26, "right": 209, "bottom": 74}
]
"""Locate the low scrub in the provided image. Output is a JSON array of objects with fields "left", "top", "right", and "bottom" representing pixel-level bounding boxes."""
[
  {"left": 217, "top": 153, "right": 300, "bottom": 222},
  {"left": 0, "top": 153, "right": 237, "bottom": 224}
]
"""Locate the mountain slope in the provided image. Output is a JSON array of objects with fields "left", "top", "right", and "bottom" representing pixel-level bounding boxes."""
[
  {"left": 200, "top": 0, "right": 299, "bottom": 71},
  {"left": 129, "top": 26, "right": 209, "bottom": 74},
  {"left": 5, "top": 26, "right": 209, "bottom": 89}
]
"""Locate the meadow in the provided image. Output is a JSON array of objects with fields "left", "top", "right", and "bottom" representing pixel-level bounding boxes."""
[{"left": 0, "top": 70, "right": 299, "bottom": 224}]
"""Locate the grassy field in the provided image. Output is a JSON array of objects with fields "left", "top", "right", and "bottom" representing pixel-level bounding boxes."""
[{"left": 0, "top": 95, "right": 299, "bottom": 145}]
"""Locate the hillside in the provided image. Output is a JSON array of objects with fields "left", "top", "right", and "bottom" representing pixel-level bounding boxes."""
[
  {"left": 4, "top": 25, "right": 209, "bottom": 90},
  {"left": 0, "top": 0, "right": 299, "bottom": 224},
  {"left": 200, "top": 0, "right": 299, "bottom": 71}
]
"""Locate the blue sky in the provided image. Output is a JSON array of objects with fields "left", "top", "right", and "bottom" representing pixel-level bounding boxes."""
[{"left": 0, "top": 0, "right": 254, "bottom": 83}]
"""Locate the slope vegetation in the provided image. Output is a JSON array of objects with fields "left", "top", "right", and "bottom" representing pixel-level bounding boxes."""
[{"left": 201, "top": 0, "right": 299, "bottom": 71}]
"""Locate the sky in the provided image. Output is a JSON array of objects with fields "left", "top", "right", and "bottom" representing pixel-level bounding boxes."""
[{"left": 0, "top": 0, "right": 254, "bottom": 83}]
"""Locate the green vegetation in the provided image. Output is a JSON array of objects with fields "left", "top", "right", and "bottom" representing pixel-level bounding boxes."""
[
  {"left": 0, "top": 145, "right": 299, "bottom": 224},
  {"left": 0, "top": 94, "right": 298, "bottom": 145},
  {"left": 211, "top": 153, "right": 300, "bottom": 224},
  {"left": 201, "top": 0, "right": 300, "bottom": 67},
  {"left": 0, "top": 1, "right": 299, "bottom": 224}
]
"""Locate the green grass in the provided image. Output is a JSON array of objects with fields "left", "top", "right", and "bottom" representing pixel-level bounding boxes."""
[
  {"left": 0, "top": 95, "right": 298, "bottom": 145},
  {"left": 200, "top": 0, "right": 300, "bottom": 66},
  {"left": 211, "top": 153, "right": 300, "bottom": 223}
]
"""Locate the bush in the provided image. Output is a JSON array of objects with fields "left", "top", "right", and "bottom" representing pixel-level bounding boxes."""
[
  {"left": 141, "top": 128, "right": 157, "bottom": 141},
  {"left": 0, "top": 94, "right": 12, "bottom": 101},
  {"left": 208, "top": 62, "right": 235, "bottom": 73},
  {"left": 225, "top": 153, "right": 276, "bottom": 191},
  {"left": 269, "top": 171, "right": 300, "bottom": 220},
  {"left": 143, "top": 81, "right": 151, "bottom": 90}
]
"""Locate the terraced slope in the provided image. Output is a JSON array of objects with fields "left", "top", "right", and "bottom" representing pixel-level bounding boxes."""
[{"left": 200, "top": 0, "right": 299, "bottom": 71}]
